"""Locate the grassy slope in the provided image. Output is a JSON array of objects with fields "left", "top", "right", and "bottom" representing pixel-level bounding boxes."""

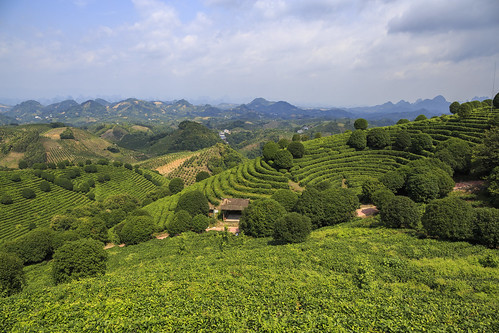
[{"left": 1, "top": 221, "right": 498, "bottom": 331}]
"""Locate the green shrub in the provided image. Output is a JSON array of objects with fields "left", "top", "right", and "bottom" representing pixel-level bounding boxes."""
[
  {"left": 321, "top": 188, "right": 359, "bottom": 226},
  {"left": 422, "top": 197, "right": 474, "bottom": 241},
  {"left": 394, "top": 130, "right": 411, "bottom": 150},
  {"left": 103, "top": 194, "right": 140, "bottom": 212},
  {"left": 278, "top": 138, "right": 290, "bottom": 149},
  {"left": 54, "top": 176, "right": 73, "bottom": 191},
  {"left": 167, "top": 210, "right": 192, "bottom": 236},
  {"left": 347, "top": 130, "right": 367, "bottom": 150},
  {"left": 175, "top": 190, "right": 209, "bottom": 217},
  {"left": 380, "top": 196, "right": 420, "bottom": 229},
  {"left": 473, "top": 208, "right": 499, "bottom": 248},
  {"left": 0, "top": 194, "right": 13, "bottom": 205},
  {"left": 293, "top": 188, "right": 325, "bottom": 228},
  {"left": 287, "top": 141, "right": 305, "bottom": 158},
  {"left": 379, "top": 170, "right": 405, "bottom": 193},
  {"left": 354, "top": 118, "right": 368, "bottom": 130},
  {"left": 372, "top": 188, "right": 395, "bottom": 211},
  {"left": 52, "top": 230, "right": 80, "bottom": 250},
  {"left": 169, "top": 177, "right": 184, "bottom": 194},
  {"left": 273, "top": 212, "right": 311, "bottom": 244},
  {"left": 0, "top": 252, "right": 25, "bottom": 297},
  {"left": 97, "top": 159, "right": 109, "bottom": 165},
  {"left": 367, "top": 128, "right": 390, "bottom": 149},
  {"left": 32, "top": 163, "right": 47, "bottom": 170},
  {"left": 97, "top": 174, "right": 111, "bottom": 183},
  {"left": 270, "top": 189, "right": 299, "bottom": 211},
  {"left": 273, "top": 150, "right": 293, "bottom": 169},
  {"left": 191, "top": 214, "right": 210, "bottom": 233},
  {"left": 59, "top": 128, "right": 75, "bottom": 139},
  {"left": 18, "top": 160, "right": 28, "bottom": 169},
  {"left": 50, "top": 215, "right": 77, "bottom": 231},
  {"left": 406, "top": 173, "right": 439, "bottom": 203},
  {"left": 415, "top": 114, "right": 427, "bottom": 121},
  {"left": 434, "top": 138, "right": 472, "bottom": 173},
  {"left": 56, "top": 161, "right": 66, "bottom": 169},
  {"left": 1, "top": 228, "right": 54, "bottom": 264},
  {"left": 494, "top": 92, "right": 499, "bottom": 108},
  {"left": 361, "top": 178, "right": 385, "bottom": 203},
  {"left": 240, "top": 199, "right": 286, "bottom": 237},
  {"left": 74, "top": 217, "right": 108, "bottom": 244},
  {"left": 262, "top": 141, "right": 280, "bottom": 161},
  {"left": 124, "top": 163, "right": 133, "bottom": 170},
  {"left": 195, "top": 171, "right": 210, "bottom": 182},
  {"left": 52, "top": 238, "right": 107, "bottom": 285},
  {"left": 396, "top": 118, "right": 410, "bottom": 124},
  {"left": 10, "top": 174, "right": 21, "bottom": 182},
  {"left": 411, "top": 133, "right": 433, "bottom": 154},
  {"left": 21, "top": 188, "right": 36, "bottom": 199},
  {"left": 40, "top": 180, "right": 51, "bottom": 192},
  {"left": 449, "top": 101, "right": 460, "bottom": 114},
  {"left": 119, "top": 216, "right": 155, "bottom": 245}
]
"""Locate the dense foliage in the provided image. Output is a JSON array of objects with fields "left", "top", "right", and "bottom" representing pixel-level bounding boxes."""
[
  {"left": 367, "top": 128, "right": 390, "bottom": 149},
  {"left": 273, "top": 212, "right": 311, "bottom": 243},
  {"left": 380, "top": 196, "right": 420, "bottom": 229},
  {"left": 353, "top": 118, "right": 368, "bottom": 130},
  {"left": 270, "top": 189, "right": 298, "bottom": 211},
  {"left": 169, "top": 177, "right": 184, "bottom": 194},
  {"left": 119, "top": 215, "right": 155, "bottom": 245},
  {"left": 286, "top": 141, "right": 305, "bottom": 158},
  {"left": 422, "top": 197, "right": 474, "bottom": 241},
  {"left": 52, "top": 238, "right": 108, "bottom": 285},
  {"left": 175, "top": 190, "right": 209, "bottom": 217},
  {"left": 0, "top": 252, "right": 25, "bottom": 297},
  {"left": 347, "top": 129, "right": 367, "bottom": 150},
  {"left": 240, "top": 199, "right": 286, "bottom": 237}
]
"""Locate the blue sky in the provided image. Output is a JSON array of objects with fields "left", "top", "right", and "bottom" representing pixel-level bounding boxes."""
[{"left": 0, "top": 0, "right": 498, "bottom": 106}]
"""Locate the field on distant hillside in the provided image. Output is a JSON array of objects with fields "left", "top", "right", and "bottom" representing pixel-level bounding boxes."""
[
  {"left": 0, "top": 164, "right": 166, "bottom": 242},
  {"left": 1, "top": 221, "right": 497, "bottom": 331}
]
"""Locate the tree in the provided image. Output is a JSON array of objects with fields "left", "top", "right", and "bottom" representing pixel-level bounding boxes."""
[
  {"left": 287, "top": 141, "right": 305, "bottom": 158},
  {"left": 457, "top": 103, "right": 472, "bottom": 118},
  {"left": 278, "top": 138, "right": 290, "bottom": 149},
  {"left": 270, "top": 189, "right": 299, "bottom": 211},
  {"left": 84, "top": 164, "right": 98, "bottom": 173},
  {"left": 367, "top": 128, "right": 390, "bottom": 149},
  {"left": 54, "top": 176, "right": 73, "bottom": 191},
  {"left": 240, "top": 199, "right": 286, "bottom": 237},
  {"left": 50, "top": 215, "right": 77, "bottom": 231},
  {"left": 473, "top": 208, "right": 499, "bottom": 248},
  {"left": 52, "top": 238, "right": 107, "bottom": 285},
  {"left": 59, "top": 128, "right": 75, "bottom": 139},
  {"left": 18, "top": 160, "right": 28, "bottom": 169},
  {"left": 321, "top": 188, "right": 359, "bottom": 226},
  {"left": 74, "top": 217, "right": 108, "bottom": 244},
  {"left": 354, "top": 118, "right": 368, "bottom": 130},
  {"left": 396, "top": 119, "right": 410, "bottom": 125},
  {"left": 449, "top": 101, "right": 460, "bottom": 114},
  {"left": 380, "top": 196, "right": 420, "bottom": 229},
  {"left": 347, "top": 130, "right": 367, "bottom": 150},
  {"left": 394, "top": 130, "right": 411, "bottom": 150},
  {"left": 191, "top": 214, "right": 210, "bottom": 233},
  {"left": 175, "top": 190, "right": 209, "bottom": 217},
  {"left": 293, "top": 188, "right": 325, "bottom": 228},
  {"left": 119, "top": 215, "right": 155, "bottom": 245},
  {"left": 435, "top": 138, "right": 472, "bottom": 173},
  {"left": 169, "top": 177, "right": 184, "bottom": 194},
  {"left": 380, "top": 170, "right": 406, "bottom": 194},
  {"left": 406, "top": 173, "right": 439, "bottom": 203},
  {"left": 167, "top": 210, "right": 192, "bottom": 236},
  {"left": 1, "top": 228, "right": 54, "bottom": 264},
  {"left": 415, "top": 114, "right": 427, "bottom": 121},
  {"left": 361, "top": 178, "right": 385, "bottom": 203},
  {"left": 372, "top": 188, "right": 395, "bottom": 211},
  {"left": 195, "top": 171, "right": 210, "bottom": 182},
  {"left": 472, "top": 127, "right": 499, "bottom": 175},
  {"left": 314, "top": 132, "right": 322, "bottom": 139},
  {"left": 494, "top": 92, "right": 499, "bottom": 109},
  {"left": 0, "top": 194, "right": 13, "bottom": 205},
  {"left": 273, "top": 212, "right": 311, "bottom": 244},
  {"left": 273, "top": 149, "right": 293, "bottom": 169},
  {"left": 103, "top": 193, "right": 140, "bottom": 212},
  {"left": 292, "top": 134, "right": 301, "bottom": 141},
  {"left": 40, "top": 180, "right": 51, "bottom": 192},
  {"left": 0, "top": 252, "right": 25, "bottom": 297},
  {"left": 410, "top": 133, "right": 433, "bottom": 154},
  {"left": 422, "top": 197, "right": 474, "bottom": 241},
  {"left": 262, "top": 141, "right": 279, "bottom": 161}
]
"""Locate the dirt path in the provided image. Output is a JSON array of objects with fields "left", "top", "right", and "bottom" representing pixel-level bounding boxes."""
[{"left": 356, "top": 204, "right": 378, "bottom": 218}]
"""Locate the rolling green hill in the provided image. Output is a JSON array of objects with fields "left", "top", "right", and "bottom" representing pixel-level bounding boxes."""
[
  {"left": 1, "top": 221, "right": 497, "bottom": 331},
  {"left": 144, "top": 106, "right": 498, "bottom": 227}
]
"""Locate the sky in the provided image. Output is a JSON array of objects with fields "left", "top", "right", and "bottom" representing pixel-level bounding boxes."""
[{"left": 0, "top": 0, "right": 498, "bottom": 107}]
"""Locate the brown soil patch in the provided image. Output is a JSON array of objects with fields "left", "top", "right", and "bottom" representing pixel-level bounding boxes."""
[
  {"left": 42, "top": 127, "right": 66, "bottom": 140},
  {"left": 288, "top": 180, "right": 304, "bottom": 192},
  {"left": 156, "top": 233, "right": 169, "bottom": 239},
  {"left": 453, "top": 180, "right": 485, "bottom": 192},
  {"left": 356, "top": 204, "right": 378, "bottom": 218},
  {"left": 0, "top": 151, "right": 24, "bottom": 168},
  {"left": 155, "top": 156, "right": 191, "bottom": 175}
]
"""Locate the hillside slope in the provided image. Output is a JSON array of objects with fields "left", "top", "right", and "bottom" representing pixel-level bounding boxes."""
[{"left": 1, "top": 222, "right": 497, "bottom": 331}]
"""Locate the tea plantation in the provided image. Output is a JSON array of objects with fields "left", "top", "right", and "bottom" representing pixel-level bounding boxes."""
[{"left": 1, "top": 220, "right": 497, "bottom": 331}]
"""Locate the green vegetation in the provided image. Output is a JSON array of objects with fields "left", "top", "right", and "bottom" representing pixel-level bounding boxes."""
[
  {"left": 0, "top": 252, "right": 25, "bottom": 297},
  {"left": 52, "top": 238, "right": 107, "bottom": 284},
  {"left": 240, "top": 199, "right": 287, "bottom": 237},
  {"left": 1, "top": 223, "right": 497, "bottom": 331},
  {"left": 273, "top": 212, "right": 311, "bottom": 243}
]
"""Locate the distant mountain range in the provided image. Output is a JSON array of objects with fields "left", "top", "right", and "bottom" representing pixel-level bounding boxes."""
[{"left": 0, "top": 96, "right": 451, "bottom": 125}]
